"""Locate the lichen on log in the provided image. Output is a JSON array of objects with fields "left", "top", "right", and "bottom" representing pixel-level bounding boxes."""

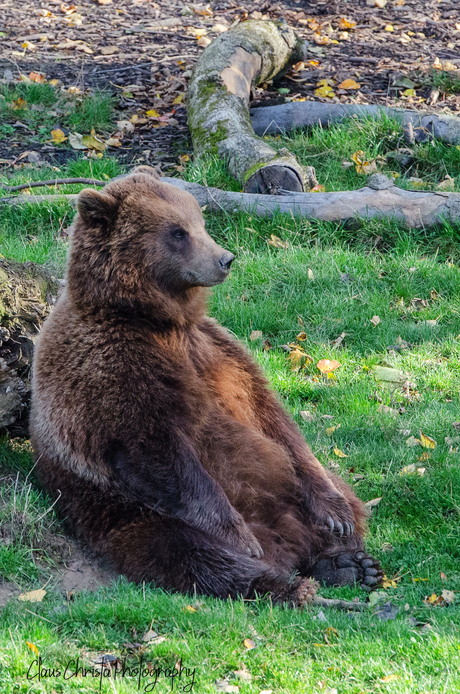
[
  {"left": 187, "top": 20, "right": 314, "bottom": 194},
  {"left": 0, "top": 259, "right": 59, "bottom": 431}
]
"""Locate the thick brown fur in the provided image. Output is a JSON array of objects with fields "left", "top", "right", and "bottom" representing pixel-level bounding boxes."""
[{"left": 30, "top": 166, "right": 382, "bottom": 606}]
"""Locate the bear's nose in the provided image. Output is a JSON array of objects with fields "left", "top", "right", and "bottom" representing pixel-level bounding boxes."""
[{"left": 219, "top": 252, "right": 235, "bottom": 271}]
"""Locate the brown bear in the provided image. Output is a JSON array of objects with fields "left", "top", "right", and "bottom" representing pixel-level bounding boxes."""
[{"left": 30, "top": 166, "right": 382, "bottom": 607}]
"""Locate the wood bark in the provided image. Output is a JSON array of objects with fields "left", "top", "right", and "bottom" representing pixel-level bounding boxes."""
[
  {"left": 250, "top": 101, "right": 460, "bottom": 144},
  {"left": 0, "top": 259, "right": 59, "bottom": 432},
  {"left": 3, "top": 174, "right": 460, "bottom": 229},
  {"left": 187, "top": 20, "right": 316, "bottom": 194}
]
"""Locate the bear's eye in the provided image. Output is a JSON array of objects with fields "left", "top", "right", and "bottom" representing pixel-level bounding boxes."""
[{"left": 171, "top": 228, "right": 187, "bottom": 240}]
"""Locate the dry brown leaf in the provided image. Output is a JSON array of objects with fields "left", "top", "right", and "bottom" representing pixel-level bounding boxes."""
[
  {"left": 18, "top": 589, "right": 46, "bottom": 603},
  {"left": 300, "top": 410, "right": 315, "bottom": 422},
  {"left": 100, "top": 46, "right": 119, "bottom": 55},
  {"left": 243, "top": 638, "right": 256, "bottom": 650},
  {"left": 370, "top": 315, "right": 381, "bottom": 327},
  {"left": 142, "top": 629, "right": 159, "bottom": 642},
  {"left": 192, "top": 3, "right": 213, "bottom": 16},
  {"left": 364, "top": 497, "right": 382, "bottom": 510},
  {"left": 250, "top": 330, "right": 263, "bottom": 341},
  {"left": 198, "top": 36, "right": 212, "bottom": 47},
  {"left": 267, "top": 234, "right": 288, "bottom": 249}
]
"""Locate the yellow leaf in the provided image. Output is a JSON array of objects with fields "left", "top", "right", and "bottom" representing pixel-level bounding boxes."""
[
  {"left": 146, "top": 109, "right": 160, "bottom": 118},
  {"left": 81, "top": 134, "right": 106, "bottom": 152},
  {"left": 381, "top": 675, "right": 400, "bottom": 683},
  {"left": 382, "top": 575, "right": 397, "bottom": 589},
  {"left": 400, "top": 464, "right": 416, "bottom": 475},
  {"left": 384, "top": 24, "right": 394, "bottom": 31},
  {"left": 288, "top": 349, "right": 311, "bottom": 371},
  {"left": 401, "top": 88, "right": 416, "bottom": 97},
  {"left": 337, "top": 78, "right": 360, "bottom": 90},
  {"left": 338, "top": 17, "right": 356, "bottom": 29},
  {"left": 173, "top": 93, "right": 185, "bottom": 105},
  {"left": 296, "top": 331, "right": 308, "bottom": 341},
  {"left": 192, "top": 3, "right": 213, "bottom": 16},
  {"left": 243, "top": 638, "right": 256, "bottom": 650},
  {"left": 49, "top": 128, "right": 67, "bottom": 144},
  {"left": 426, "top": 592, "right": 438, "bottom": 604},
  {"left": 333, "top": 446, "right": 347, "bottom": 458},
  {"left": 22, "top": 41, "right": 36, "bottom": 50},
  {"left": 49, "top": 79, "right": 60, "bottom": 86},
  {"left": 420, "top": 431, "right": 436, "bottom": 449},
  {"left": 12, "top": 98, "right": 27, "bottom": 110},
  {"left": 326, "top": 424, "right": 340, "bottom": 436},
  {"left": 183, "top": 605, "right": 197, "bottom": 613},
  {"left": 18, "top": 589, "right": 46, "bottom": 603},
  {"left": 267, "top": 234, "right": 289, "bottom": 249},
  {"left": 314, "top": 85, "right": 335, "bottom": 98},
  {"left": 26, "top": 642, "right": 39, "bottom": 655},
  {"left": 316, "top": 359, "right": 341, "bottom": 374}
]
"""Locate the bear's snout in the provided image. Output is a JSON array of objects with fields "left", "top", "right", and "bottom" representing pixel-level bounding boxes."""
[{"left": 219, "top": 252, "right": 235, "bottom": 272}]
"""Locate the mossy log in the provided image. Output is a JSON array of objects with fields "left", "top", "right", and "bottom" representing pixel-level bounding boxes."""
[
  {"left": 0, "top": 259, "right": 59, "bottom": 432},
  {"left": 250, "top": 101, "right": 460, "bottom": 144},
  {"left": 187, "top": 20, "right": 316, "bottom": 194}
]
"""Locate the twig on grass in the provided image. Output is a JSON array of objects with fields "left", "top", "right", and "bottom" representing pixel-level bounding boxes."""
[{"left": 0, "top": 178, "right": 106, "bottom": 193}]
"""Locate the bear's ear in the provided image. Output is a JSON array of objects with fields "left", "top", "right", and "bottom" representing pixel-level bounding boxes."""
[
  {"left": 77, "top": 189, "right": 118, "bottom": 229},
  {"left": 131, "top": 165, "right": 161, "bottom": 180}
]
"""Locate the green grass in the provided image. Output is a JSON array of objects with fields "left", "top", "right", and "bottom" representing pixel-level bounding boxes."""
[
  {"left": 184, "top": 114, "right": 460, "bottom": 193},
  {"left": 1, "top": 117, "right": 460, "bottom": 692},
  {"left": 0, "top": 82, "right": 116, "bottom": 141},
  {"left": 431, "top": 69, "right": 460, "bottom": 96}
]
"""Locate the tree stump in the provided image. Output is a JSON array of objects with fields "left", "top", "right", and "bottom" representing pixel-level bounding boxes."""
[{"left": 0, "top": 259, "right": 59, "bottom": 432}]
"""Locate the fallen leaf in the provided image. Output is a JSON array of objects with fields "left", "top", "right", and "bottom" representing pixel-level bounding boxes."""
[
  {"left": 18, "top": 589, "right": 46, "bottom": 603},
  {"left": 142, "top": 629, "right": 159, "bottom": 642},
  {"left": 385, "top": 23, "right": 394, "bottom": 31},
  {"left": 183, "top": 605, "right": 197, "bottom": 613},
  {"left": 382, "top": 575, "right": 398, "bottom": 589},
  {"left": 95, "top": 0, "right": 113, "bottom": 4},
  {"left": 406, "top": 435, "right": 420, "bottom": 448},
  {"left": 250, "top": 330, "right": 263, "bottom": 341},
  {"left": 288, "top": 349, "right": 312, "bottom": 370},
  {"left": 105, "top": 137, "right": 122, "bottom": 147},
  {"left": 192, "top": 3, "right": 213, "bottom": 16},
  {"left": 198, "top": 37, "right": 212, "bottom": 48},
  {"left": 314, "top": 84, "right": 335, "bottom": 98},
  {"left": 68, "top": 132, "right": 87, "bottom": 150},
  {"left": 351, "top": 150, "right": 381, "bottom": 175},
  {"left": 333, "top": 446, "right": 347, "bottom": 458},
  {"left": 381, "top": 675, "right": 400, "bottom": 683},
  {"left": 317, "top": 359, "right": 341, "bottom": 374},
  {"left": 307, "top": 268, "right": 315, "bottom": 280},
  {"left": 420, "top": 431, "right": 436, "bottom": 449},
  {"left": 100, "top": 46, "right": 119, "bottom": 55},
  {"left": 338, "top": 17, "right": 356, "bottom": 29},
  {"left": 297, "top": 331, "right": 308, "bottom": 341},
  {"left": 437, "top": 175, "right": 455, "bottom": 191},
  {"left": 26, "top": 642, "right": 39, "bottom": 655},
  {"left": 370, "top": 315, "right": 381, "bottom": 327},
  {"left": 400, "top": 464, "right": 416, "bottom": 475},
  {"left": 442, "top": 589, "right": 455, "bottom": 605},
  {"left": 234, "top": 670, "right": 252, "bottom": 681},
  {"left": 310, "top": 183, "right": 325, "bottom": 192},
  {"left": 11, "top": 98, "right": 27, "bottom": 110},
  {"left": 300, "top": 410, "right": 315, "bottom": 422},
  {"left": 365, "top": 497, "right": 382, "bottom": 510},
  {"left": 81, "top": 133, "right": 106, "bottom": 152},
  {"left": 371, "top": 365, "right": 406, "bottom": 384},
  {"left": 243, "top": 638, "right": 256, "bottom": 650},
  {"left": 49, "top": 128, "right": 67, "bottom": 144},
  {"left": 29, "top": 72, "right": 46, "bottom": 83},
  {"left": 267, "top": 234, "right": 288, "bottom": 249},
  {"left": 326, "top": 424, "right": 340, "bottom": 436},
  {"left": 337, "top": 78, "right": 360, "bottom": 90}
]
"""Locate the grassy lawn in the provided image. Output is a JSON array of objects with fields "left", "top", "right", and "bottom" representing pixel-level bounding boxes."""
[{"left": 1, "top": 116, "right": 460, "bottom": 692}]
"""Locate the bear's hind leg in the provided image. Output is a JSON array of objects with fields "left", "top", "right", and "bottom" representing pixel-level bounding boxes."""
[{"left": 309, "top": 550, "right": 383, "bottom": 590}]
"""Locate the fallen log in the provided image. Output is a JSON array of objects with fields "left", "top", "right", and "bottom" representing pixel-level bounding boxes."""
[
  {"left": 187, "top": 20, "right": 317, "bottom": 194},
  {"left": 0, "top": 259, "right": 59, "bottom": 432},
  {"left": 250, "top": 101, "right": 460, "bottom": 144},
  {"left": 2, "top": 174, "right": 460, "bottom": 229}
]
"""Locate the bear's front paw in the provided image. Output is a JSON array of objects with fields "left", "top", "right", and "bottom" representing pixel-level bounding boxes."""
[
  {"left": 310, "top": 492, "right": 355, "bottom": 537},
  {"left": 225, "top": 518, "right": 264, "bottom": 559}
]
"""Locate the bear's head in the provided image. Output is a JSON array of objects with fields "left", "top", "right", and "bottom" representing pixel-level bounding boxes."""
[{"left": 67, "top": 166, "right": 234, "bottom": 321}]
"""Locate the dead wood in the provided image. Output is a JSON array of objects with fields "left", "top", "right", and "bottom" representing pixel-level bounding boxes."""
[
  {"left": 0, "top": 259, "right": 59, "bottom": 432},
  {"left": 313, "top": 596, "right": 366, "bottom": 611},
  {"left": 187, "top": 20, "right": 316, "bottom": 194},
  {"left": 250, "top": 101, "right": 460, "bottom": 145},
  {"left": 2, "top": 175, "right": 460, "bottom": 229},
  {"left": 0, "top": 178, "right": 106, "bottom": 193}
]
